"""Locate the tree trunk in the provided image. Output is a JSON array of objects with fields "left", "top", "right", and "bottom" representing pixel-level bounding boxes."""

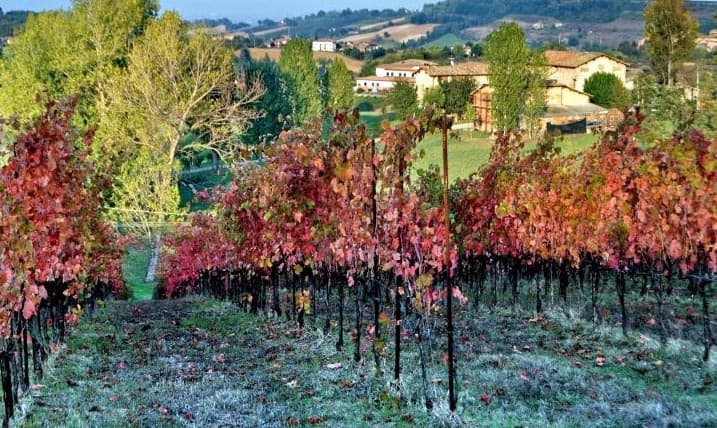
[
  {"left": 354, "top": 279, "right": 362, "bottom": 363},
  {"left": 394, "top": 277, "right": 401, "bottom": 382},
  {"left": 336, "top": 275, "right": 344, "bottom": 352},
  {"left": 1, "top": 349, "right": 14, "bottom": 428},
  {"left": 617, "top": 271, "right": 628, "bottom": 337},
  {"left": 701, "top": 278, "right": 713, "bottom": 362}
]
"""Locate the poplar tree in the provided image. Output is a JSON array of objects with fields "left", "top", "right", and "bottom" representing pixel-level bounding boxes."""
[
  {"left": 484, "top": 23, "right": 546, "bottom": 135},
  {"left": 327, "top": 58, "right": 355, "bottom": 112},
  {"left": 644, "top": 0, "right": 698, "bottom": 87},
  {"left": 279, "top": 39, "right": 323, "bottom": 124}
]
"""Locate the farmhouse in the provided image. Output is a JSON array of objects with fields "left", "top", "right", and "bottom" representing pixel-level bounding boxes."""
[
  {"left": 696, "top": 29, "right": 717, "bottom": 52},
  {"left": 356, "top": 41, "right": 379, "bottom": 53},
  {"left": 413, "top": 61, "right": 490, "bottom": 102},
  {"left": 376, "top": 59, "right": 436, "bottom": 78},
  {"left": 544, "top": 50, "right": 630, "bottom": 92},
  {"left": 472, "top": 80, "right": 608, "bottom": 133},
  {"left": 355, "top": 76, "right": 414, "bottom": 93},
  {"left": 312, "top": 39, "right": 336, "bottom": 52},
  {"left": 355, "top": 60, "right": 434, "bottom": 93}
]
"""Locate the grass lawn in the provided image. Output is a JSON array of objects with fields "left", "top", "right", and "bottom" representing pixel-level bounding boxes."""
[
  {"left": 14, "top": 296, "right": 717, "bottom": 427},
  {"left": 415, "top": 130, "right": 493, "bottom": 182},
  {"left": 359, "top": 110, "right": 400, "bottom": 138},
  {"left": 122, "top": 242, "right": 156, "bottom": 300},
  {"left": 415, "top": 131, "right": 600, "bottom": 182}
]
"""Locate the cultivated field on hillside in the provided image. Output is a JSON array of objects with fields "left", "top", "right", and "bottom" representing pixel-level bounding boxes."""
[
  {"left": 244, "top": 48, "right": 364, "bottom": 74},
  {"left": 340, "top": 23, "right": 439, "bottom": 44}
]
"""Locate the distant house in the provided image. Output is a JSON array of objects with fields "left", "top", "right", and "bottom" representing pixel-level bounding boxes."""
[
  {"left": 267, "top": 35, "right": 290, "bottom": 48},
  {"left": 472, "top": 80, "right": 608, "bottom": 133},
  {"left": 413, "top": 61, "right": 490, "bottom": 102},
  {"left": 357, "top": 41, "right": 379, "bottom": 53},
  {"left": 312, "top": 39, "right": 336, "bottom": 52},
  {"left": 696, "top": 30, "right": 717, "bottom": 52},
  {"left": 355, "top": 76, "right": 413, "bottom": 93},
  {"left": 376, "top": 60, "right": 436, "bottom": 78},
  {"left": 544, "top": 50, "right": 630, "bottom": 92},
  {"left": 354, "top": 60, "right": 435, "bottom": 93}
]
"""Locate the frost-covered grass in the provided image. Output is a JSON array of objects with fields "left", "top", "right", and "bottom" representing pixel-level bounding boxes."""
[{"left": 13, "top": 296, "right": 717, "bottom": 427}]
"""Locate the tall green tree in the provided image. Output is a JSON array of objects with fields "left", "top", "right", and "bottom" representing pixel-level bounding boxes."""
[
  {"left": 584, "top": 72, "right": 631, "bottom": 110},
  {"left": 97, "top": 12, "right": 262, "bottom": 168},
  {"left": 278, "top": 38, "right": 322, "bottom": 125},
  {"left": 484, "top": 23, "right": 546, "bottom": 134},
  {"left": 97, "top": 12, "right": 262, "bottom": 232},
  {"left": 0, "top": 0, "right": 157, "bottom": 124},
  {"left": 241, "top": 58, "right": 293, "bottom": 145},
  {"left": 326, "top": 58, "right": 354, "bottom": 112},
  {"left": 387, "top": 79, "right": 418, "bottom": 120},
  {"left": 644, "top": 0, "right": 698, "bottom": 87},
  {"left": 523, "top": 51, "right": 549, "bottom": 141}
]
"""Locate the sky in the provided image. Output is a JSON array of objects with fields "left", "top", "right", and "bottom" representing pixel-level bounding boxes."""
[{"left": 2, "top": 1, "right": 434, "bottom": 22}]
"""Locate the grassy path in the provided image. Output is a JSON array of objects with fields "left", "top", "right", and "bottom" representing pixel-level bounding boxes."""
[{"left": 13, "top": 296, "right": 717, "bottom": 427}]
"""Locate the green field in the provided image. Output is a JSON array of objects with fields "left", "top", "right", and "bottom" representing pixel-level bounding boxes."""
[
  {"left": 122, "top": 242, "right": 156, "bottom": 300},
  {"left": 359, "top": 110, "right": 400, "bottom": 137},
  {"left": 421, "top": 32, "right": 468, "bottom": 48},
  {"left": 415, "top": 130, "right": 600, "bottom": 182}
]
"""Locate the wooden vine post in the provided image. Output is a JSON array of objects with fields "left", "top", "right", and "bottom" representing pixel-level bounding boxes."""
[{"left": 441, "top": 111, "right": 457, "bottom": 411}]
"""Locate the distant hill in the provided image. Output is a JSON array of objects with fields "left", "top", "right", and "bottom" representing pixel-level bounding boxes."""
[
  {"left": 235, "top": 0, "right": 716, "bottom": 51},
  {"left": 0, "top": 8, "right": 30, "bottom": 38}
]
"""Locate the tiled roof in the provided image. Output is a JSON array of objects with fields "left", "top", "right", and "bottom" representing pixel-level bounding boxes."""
[
  {"left": 423, "top": 61, "right": 488, "bottom": 77},
  {"left": 380, "top": 59, "right": 437, "bottom": 71},
  {"left": 544, "top": 50, "right": 629, "bottom": 68},
  {"left": 545, "top": 79, "right": 590, "bottom": 96}
]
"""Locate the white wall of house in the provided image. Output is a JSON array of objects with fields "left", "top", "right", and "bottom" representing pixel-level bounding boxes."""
[
  {"left": 375, "top": 66, "right": 415, "bottom": 78},
  {"left": 354, "top": 78, "right": 398, "bottom": 93},
  {"left": 312, "top": 40, "right": 336, "bottom": 52}
]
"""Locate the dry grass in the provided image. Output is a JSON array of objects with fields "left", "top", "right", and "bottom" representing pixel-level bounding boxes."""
[
  {"left": 244, "top": 49, "right": 365, "bottom": 74},
  {"left": 339, "top": 24, "right": 439, "bottom": 44},
  {"left": 252, "top": 26, "right": 289, "bottom": 37},
  {"left": 358, "top": 17, "right": 408, "bottom": 32}
]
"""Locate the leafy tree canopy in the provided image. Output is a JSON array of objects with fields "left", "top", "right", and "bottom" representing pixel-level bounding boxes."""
[
  {"left": 387, "top": 79, "right": 418, "bottom": 120},
  {"left": 278, "top": 38, "right": 323, "bottom": 125},
  {"left": 584, "top": 72, "right": 631, "bottom": 110},
  {"left": 0, "top": 0, "right": 158, "bottom": 124},
  {"left": 485, "top": 23, "right": 546, "bottom": 133},
  {"left": 644, "top": 0, "right": 699, "bottom": 87},
  {"left": 326, "top": 58, "right": 355, "bottom": 112}
]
